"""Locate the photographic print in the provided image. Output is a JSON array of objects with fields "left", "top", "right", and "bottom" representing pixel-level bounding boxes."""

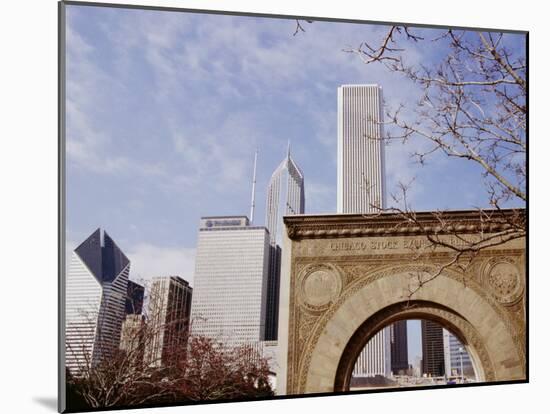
[{"left": 59, "top": 1, "right": 527, "bottom": 412}]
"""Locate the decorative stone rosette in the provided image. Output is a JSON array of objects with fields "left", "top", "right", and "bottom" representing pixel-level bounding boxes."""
[
  {"left": 297, "top": 263, "right": 343, "bottom": 313},
  {"left": 482, "top": 257, "right": 524, "bottom": 305}
]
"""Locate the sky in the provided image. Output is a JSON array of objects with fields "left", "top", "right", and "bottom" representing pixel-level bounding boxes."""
[{"left": 64, "top": 4, "right": 526, "bottom": 365}]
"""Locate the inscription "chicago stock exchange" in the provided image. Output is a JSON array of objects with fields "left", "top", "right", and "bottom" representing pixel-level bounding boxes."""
[
  {"left": 329, "top": 237, "right": 471, "bottom": 252},
  {"left": 330, "top": 240, "right": 400, "bottom": 251}
]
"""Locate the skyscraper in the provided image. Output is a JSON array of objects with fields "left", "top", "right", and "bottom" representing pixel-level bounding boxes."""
[
  {"left": 337, "top": 84, "right": 397, "bottom": 378},
  {"left": 190, "top": 216, "right": 270, "bottom": 346},
  {"left": 65, "top": 228, "right": 130, "bottom": 375},
  {"left": 390, "top": 320, "right": 409, "bottom": 374},
  {"left": 443, "top": 328, "right": 475, "bottom": 378},
  {"left": 119, "top": 280, "right": 145, "bottom": 365},
  {"left": 421, "top": 320, "right": 445, "bottom": 376},
  {"left": 337, "top": 84, "right": 386, "bottom": 214},
  {"left": 119, "top": 314, "right": 145, "bottom": 365},
  {"left": 264, "top": 146, "right": 305, "bottom": 340},
  {"left": 125, "top": 279, "right": 144, "bottom": 315},
  {"left": 265, "top": 144, "right": 305, "bottom": 246},
  {"left": 353, "top": 330, "right": 391, "bottom": 378},
  {"left": 144, "top": 276, "right": 193, "bottom": 367}
]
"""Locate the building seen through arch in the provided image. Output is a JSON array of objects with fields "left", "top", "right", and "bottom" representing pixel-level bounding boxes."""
[{"left": 349, "top": 318, "right": 477, "bottom": 389}]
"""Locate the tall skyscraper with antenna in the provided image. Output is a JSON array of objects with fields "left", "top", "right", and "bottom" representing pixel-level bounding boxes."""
[
  {"left": 337, "top": 84, "right": 406, "bottom": 378},
  {"left": 264, "top": 144, "right": 305, "bottom": 340}
]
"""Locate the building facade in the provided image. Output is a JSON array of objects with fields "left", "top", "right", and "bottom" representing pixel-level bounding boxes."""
[
  {"left": 65, "top": 228, "right": 130, "bottom": 375},
  {"left": 337, "top": 84, "right": 395, "bottom": 378},
  {"left": 352, "top": 329, "right": 391, "bottom": 377},
  {"left": 119, "top": 280, "right": 146, "bottom": 364},
  {"left": 119, "top": 314, "right": 145, "bottom": 364},
  {"left": 337, "top": 84, "right": 386, "bottom": 214},
  {"left": 421, "top": 320, "right": 446, "bottom": 376},
  {"left": 190, "top": 216, "right": 270, "bottom": 346},
  {"left": 264, "top": 148, "right": 305, "bottom": 340},
  {"left": 265, "top": 146, "right": 305, "bottom": 246},
  {"left": 125, "top": 279, "right": 144, "bottom": 315},
  {"left": 390, "top": 320, "right": 409, "bottom": 374},
  {"left": 144, "top": 276, "right": 193, "bottom": 367},
  {"left": 276, "top": 210, "right": 526, "bottom": 394},
  {"left": 443, "top": 328, "right": 475, "bottom": 378}
]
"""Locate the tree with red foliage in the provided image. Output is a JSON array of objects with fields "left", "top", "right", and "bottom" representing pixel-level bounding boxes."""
[{"left": 174, "top": 336, "right": 274, "bottom": 401}]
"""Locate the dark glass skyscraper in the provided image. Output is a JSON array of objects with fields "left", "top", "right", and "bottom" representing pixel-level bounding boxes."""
[
  {"left": 125, "top": 280, "right": 144, "bottom": 315},
  {"left": 390, "top": 320, "right": 409, "bottom": 374},
  {"left": 421, "top": 320, "right": 445, "bottom": 376}
]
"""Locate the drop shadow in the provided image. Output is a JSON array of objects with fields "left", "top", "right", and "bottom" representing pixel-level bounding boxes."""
[{"left": 33, "top": 397, "right": 57, "bottom": 412}]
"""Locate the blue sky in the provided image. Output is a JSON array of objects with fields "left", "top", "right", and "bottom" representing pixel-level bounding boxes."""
[{"left": 65, "top": 4, "right": 525, "bottom": 364}]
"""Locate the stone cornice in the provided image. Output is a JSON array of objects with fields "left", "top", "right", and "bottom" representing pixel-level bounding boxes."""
[{"left": 283, "top": 208, "right": 525, "bottom": 240}]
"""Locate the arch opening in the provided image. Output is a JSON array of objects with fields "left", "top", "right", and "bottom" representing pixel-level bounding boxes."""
[{"left": 334, "top": 300, "right": 490, "bottom": 392}]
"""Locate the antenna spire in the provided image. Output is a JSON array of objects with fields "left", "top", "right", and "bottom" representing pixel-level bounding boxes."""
[
  {"left": 249, "top": 150, "right": 258, "bottom": 223},
  {"left": 287, "top": 140, "right": 291, "bottom": 158}
]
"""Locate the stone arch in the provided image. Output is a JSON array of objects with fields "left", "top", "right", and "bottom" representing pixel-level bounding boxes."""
[
  {"left": 301, "top": 269, "right": 524, "bottom": 394},
  {"left": 333, "top": 300, "right": 491, "bottom": 391}
]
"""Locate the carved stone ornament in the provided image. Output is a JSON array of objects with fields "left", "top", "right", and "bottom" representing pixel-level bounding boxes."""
[
  {"left": 483, "top": 258, "right": 523, "bottom": 305},
  {"left": 298, "top": 264, "right": 343, "bottom": 312}
]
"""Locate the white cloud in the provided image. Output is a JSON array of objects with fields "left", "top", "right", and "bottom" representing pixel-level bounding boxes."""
[
  {"left": 66, "top": 14, "right": 174, "bottom": 181},
  {"left": 64, "top": 238, "right": 196, "bottom": 288},
  {"left": 65, "top": 8, "right": 495, "bottom": 244},
  {"left": 66, "top": 10, "right": 435, "bottom": 196},
  {"left": 126, "top": 243, "right": 196, "bottom": 286}
]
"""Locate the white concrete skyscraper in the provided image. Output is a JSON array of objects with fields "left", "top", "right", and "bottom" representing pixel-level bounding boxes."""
[
  {"left": 264, "top": 146, "right": 305, "bottom": 340},
  {"left": 265, "top": 144, "right": 305, "bottom": 246},
  {"left": 337, "top": 84, "right": 393, "bottom": 378},
  {"left": 65, "top": 229, "right": 130, "bottom": 375},
  {"left": 337, "top": 84, "right": 386, "bottom": 214},
  {"left": 190, "top": 216, "right": 270, "bottom": 345},
  {"left": 353, "top": 329, "right": 392, "bottom": 378}
]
